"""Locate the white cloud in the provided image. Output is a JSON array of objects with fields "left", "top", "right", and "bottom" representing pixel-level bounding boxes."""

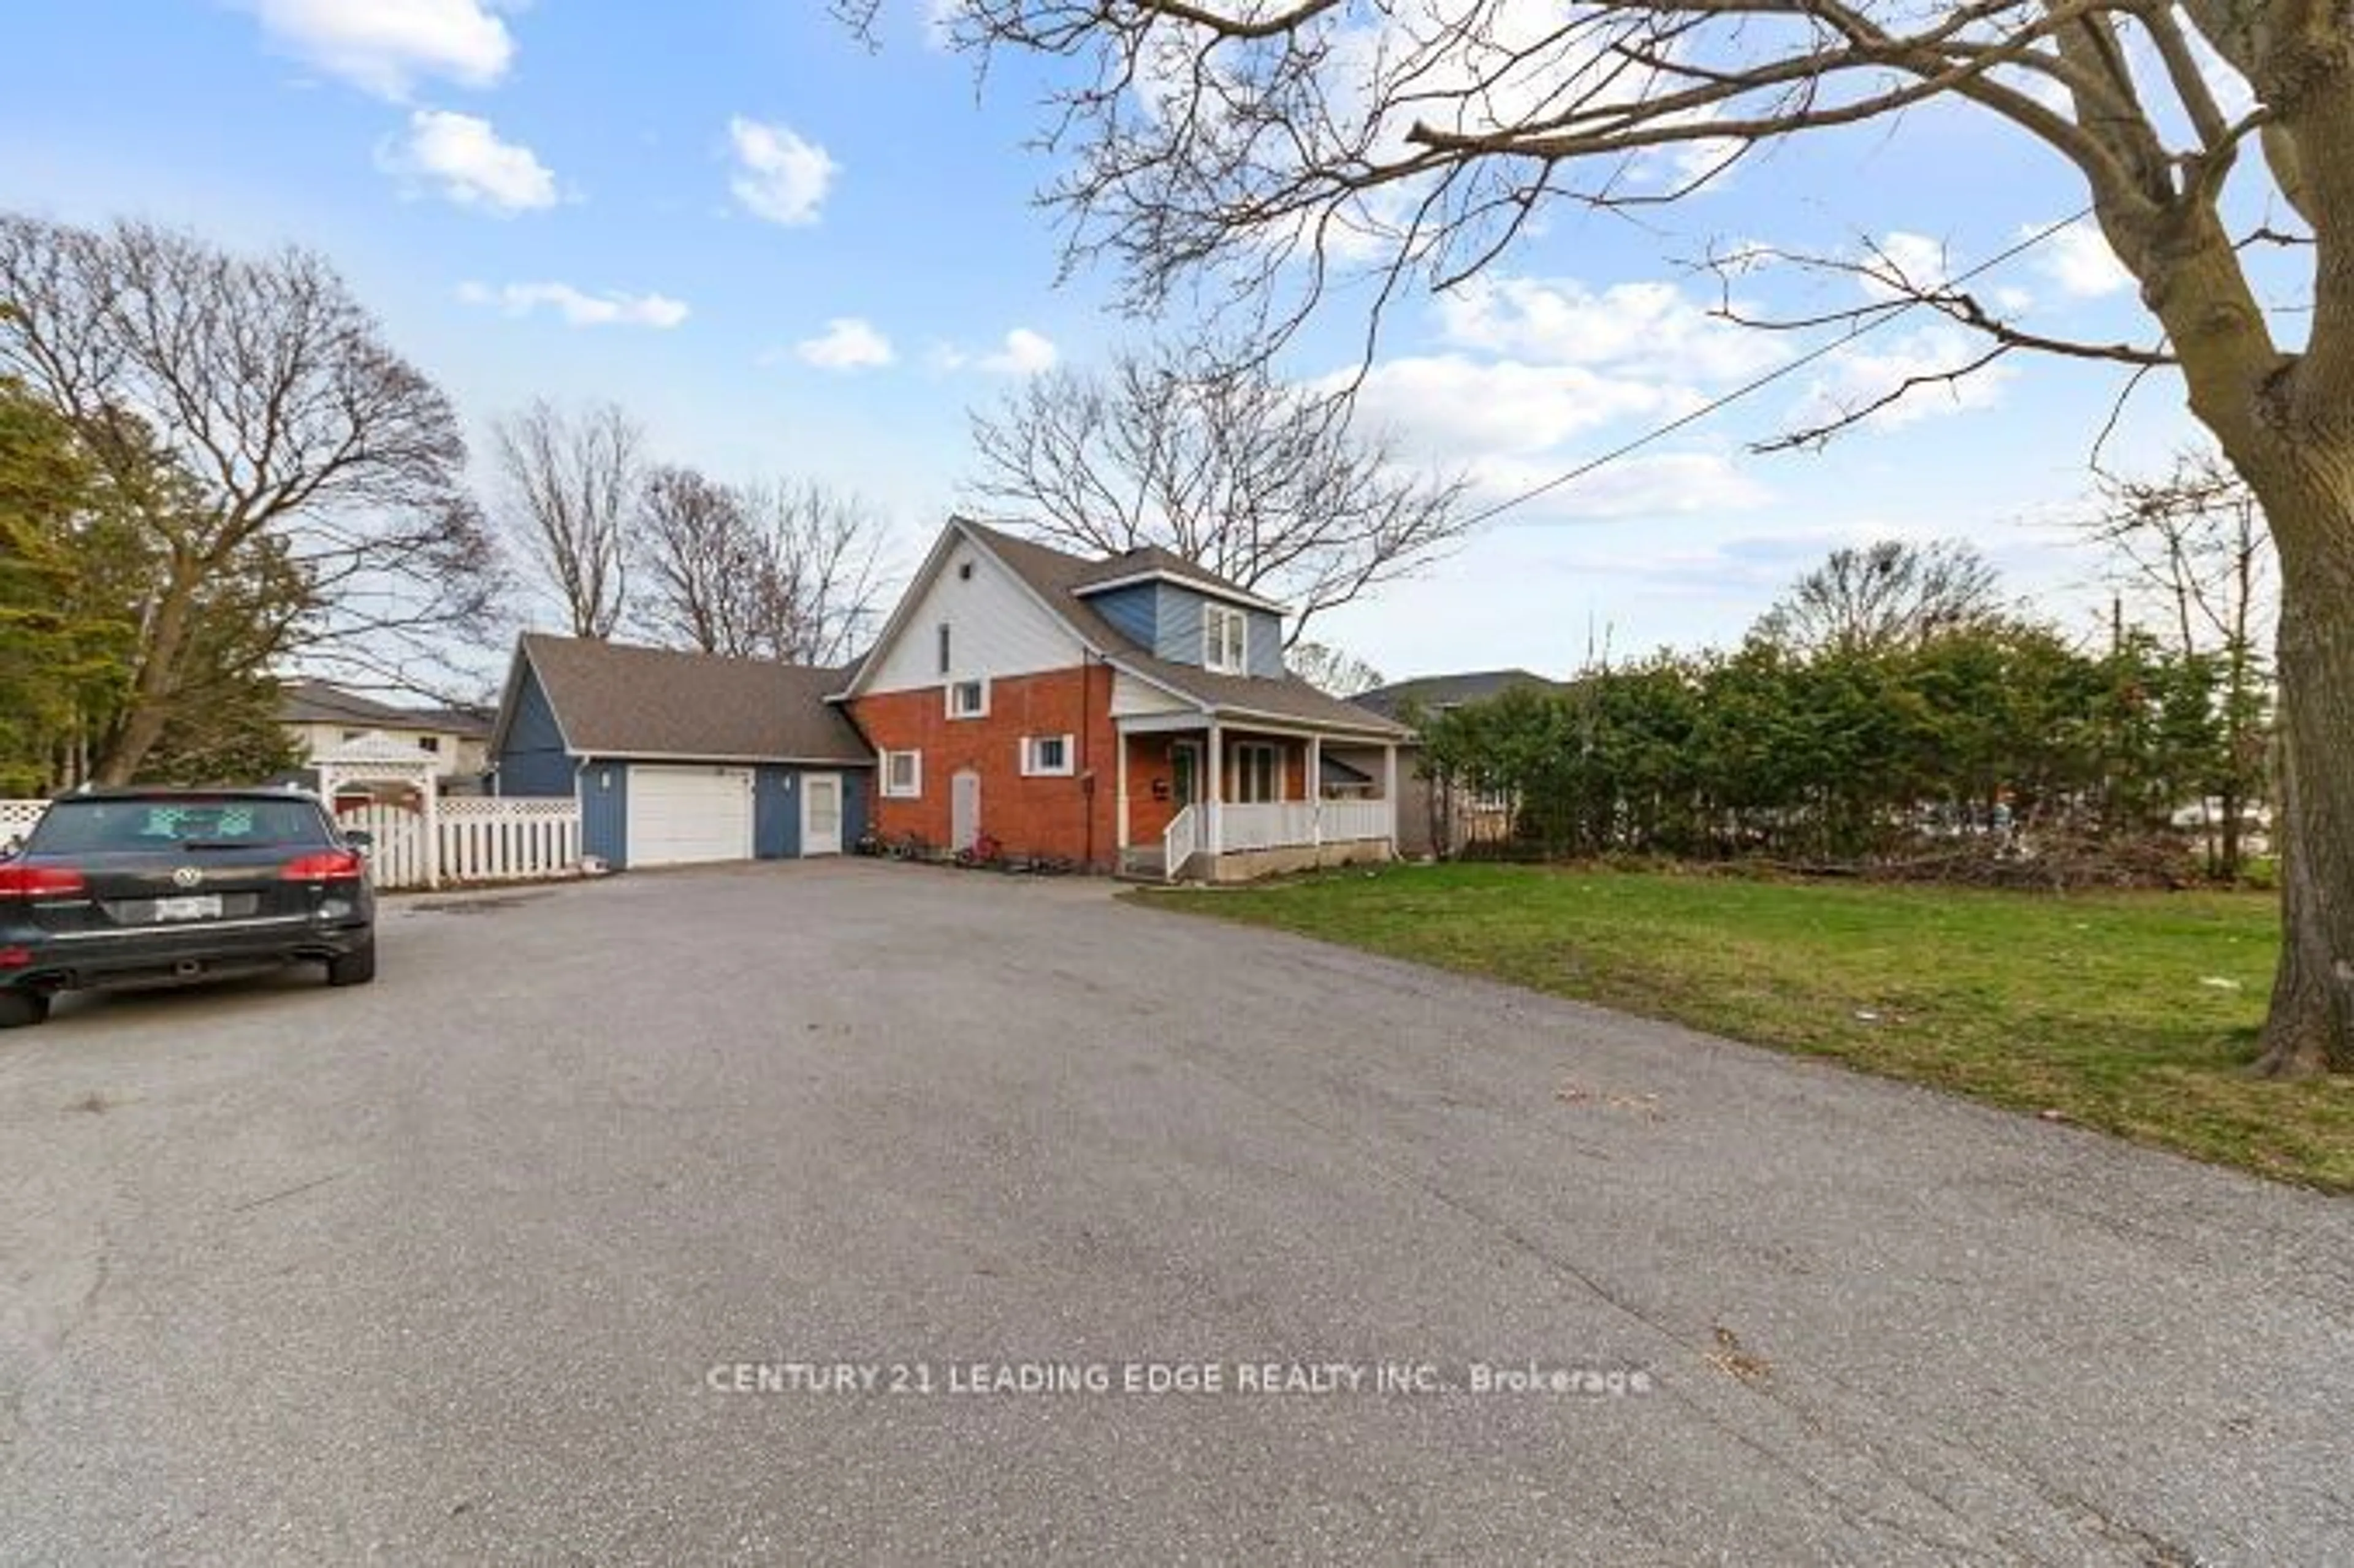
[
  {"left": 1465, "top": 451, "right": 1770, "bottom": 520},
  {"left": 1435, "top": 276, "right": 1786, "bottom": 382},
  {"left": 1347, "top": 354, "right": 1701, "bottom": 459},
  {"left": 1794, "top": 325, "right": 2016, "bottom": 434},
  {"left": 728, "top": 116, "right": 837, "bottom": 226},
  {"left": 248, "top": 0, "right": 514, "bottom": 99},
  {"left": 2033, "top": 218, "right": 2135, "bottom": 299},
  {"left": 1864, "top": 231, "right": 1953, "bottom": 300},
  {"left": 796, "top": 317, "right": 894, "bottom": 371},
  {"left": 457, "top": 281, "right": 689, "bottom": 329},
  {"left": 976, "top": 328, "right": 1059, "bottom": 375},
  {"left": 379, "top": 110, "right": 555, "bottom": 213}
]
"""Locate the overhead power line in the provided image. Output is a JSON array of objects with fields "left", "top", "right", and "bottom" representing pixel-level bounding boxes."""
[{"left": 1453, "top": 208, "right": 2099, "bottom": 530}]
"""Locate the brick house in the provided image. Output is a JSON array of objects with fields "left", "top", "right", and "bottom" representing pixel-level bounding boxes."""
[{"left": 838, "top": 518, "right": 1409, "bottom": 880}]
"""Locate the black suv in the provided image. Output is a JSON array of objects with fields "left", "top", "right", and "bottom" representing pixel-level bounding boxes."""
[{"left": 0, "top": 788, "right": 376, "bottom": 1029}]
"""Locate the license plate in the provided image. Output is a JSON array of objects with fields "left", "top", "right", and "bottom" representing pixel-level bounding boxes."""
[{"left": 153, "top": 894, "right": 224, "bottom": 922}]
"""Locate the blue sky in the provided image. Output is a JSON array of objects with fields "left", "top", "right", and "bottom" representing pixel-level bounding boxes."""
[{"left": 0, "top": 1, "right": 2269, "bottom": 688}]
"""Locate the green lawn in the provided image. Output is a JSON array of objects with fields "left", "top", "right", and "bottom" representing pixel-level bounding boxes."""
[{"left": 1135, "top": 863, "right": 2354, "bottom": 1191}]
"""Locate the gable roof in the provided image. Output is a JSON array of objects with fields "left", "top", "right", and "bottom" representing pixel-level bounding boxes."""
[
  {"left": 1069, "top": 542, "right": 1288, "bottom": 614},
  {"left": 508, "top": 634, "right": 872, "bottom": 765},
  {"left": 943, "top": 520, "right": 1410, "bottom": 738},
  {"left": 280, "top": 678, "right": 488, "bottom": 737},
  {"left": 1354, "top": 669, "right": 1566, "bottom": 721}
]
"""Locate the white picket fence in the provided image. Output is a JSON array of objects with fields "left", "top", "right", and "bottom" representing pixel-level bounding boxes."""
[
  {"left": 0, "top": 799, "right": 45, "bottom": 847},
  {"left": 335, "top": 797, "right": 582, "bottom": 889},
  {"left": 0, "top": 796, "right": 581, "bottom": 890}
]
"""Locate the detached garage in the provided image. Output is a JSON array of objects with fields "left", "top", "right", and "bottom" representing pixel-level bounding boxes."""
[{"left": 487, "top": 634, "right": 871, "bottom": 870}]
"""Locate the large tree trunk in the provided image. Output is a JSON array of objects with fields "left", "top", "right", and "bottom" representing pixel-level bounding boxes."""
[
  {"left": 2253, "top": 503, "right": 2354, "bottom": 1077},
  {"left": 93, "top": 569, "right": 197, "bottom": 786}
]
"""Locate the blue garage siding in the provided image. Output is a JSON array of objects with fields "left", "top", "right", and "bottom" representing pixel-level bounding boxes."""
[
  {"left": 842, "top": 772, "right": 869, "bottom": 850},
  {"left": 495, "top": 663, "right": 576, "bottom": 797},
  {"left": 753, "top": 765, "right": 874, "bottom": 858},
  {"left": 579, "top": 759, "right": 629, "bottom": 868}
]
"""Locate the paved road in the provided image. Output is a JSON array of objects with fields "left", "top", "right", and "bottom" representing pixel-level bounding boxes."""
[{"left": 2, "top": 862, "right": 2348, "bottom": 1564}]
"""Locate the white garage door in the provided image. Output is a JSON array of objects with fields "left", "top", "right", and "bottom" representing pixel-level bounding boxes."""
[{"left": 625, "top": 766, "right": 754, "bottom": 867}]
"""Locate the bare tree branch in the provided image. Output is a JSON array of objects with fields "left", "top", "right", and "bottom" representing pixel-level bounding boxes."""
[
  {"left": 492, "top": 399, "right": 642, "bottom": 641},
  {"left": 0, "top": 213, "right": 498, "bottom": 780},
  {"left": 967, "top": 341, "right": 1472, "bottom": 644}
]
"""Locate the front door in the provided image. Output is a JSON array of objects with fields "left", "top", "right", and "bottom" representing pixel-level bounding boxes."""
[
  {"left": 801, "top": 772, "right": 843, "bottom": 856},
  {"left": 951, "top": 769, "right": 981, "bottom": 852},
  {"left": 1170, "top": 741, "right": 1200, "bottom": 807}
]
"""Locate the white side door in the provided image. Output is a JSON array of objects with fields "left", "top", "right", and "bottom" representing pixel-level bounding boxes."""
[
  {"left": 625, "top": 765, "right": 754, "bottom": 867},
  {"left": 801, "top": 773, "right": 843, "bottom": 856},
  {"left": 950, "top": 769, "right": 981, "bottom": 852}
]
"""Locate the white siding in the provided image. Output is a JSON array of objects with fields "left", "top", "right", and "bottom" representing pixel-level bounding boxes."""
[
  {"left": 1109, "top": 670, "right": 1194, "bottom": 718},
  {"left": 862, "top": 542, "right": 1087, "bottom": 693}
]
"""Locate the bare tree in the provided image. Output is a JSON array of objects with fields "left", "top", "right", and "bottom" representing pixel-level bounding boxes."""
[
  {"left": 0, "top": 215, "right": 498, "bottom": 782},
  {"left": 1753, "top": 540, "right": 2006, "bottom": 659},
  {"left": 739, "top": 481, "right": 890, "bottom": 666},
  {"left": 2092, "top": 449, "right": 2272, "bottom": 875},
  {"left": 968, "top": 343, "right": 1471, "bottom": 645},
  {"left": 493, "top": 399, "right": 642, "bottom": 640},
  {"left": 635, "top": 465, "right": 763, "bottom": 655},
  {"left": 633, "top": 468, "right": 888, "bottom": 666},
  {"left": 1289, "top": 640, "right": 1386, "bottom": 697},
  {"left": 873, "top": 0, "right": 2354, "bottom": 1075}
]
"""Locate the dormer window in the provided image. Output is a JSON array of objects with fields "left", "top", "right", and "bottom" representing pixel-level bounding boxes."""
[{"left": 1203, "top": 604, "right": 1248, "bottom": 674}]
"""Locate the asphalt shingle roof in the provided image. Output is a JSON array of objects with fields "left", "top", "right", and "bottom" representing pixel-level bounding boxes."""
[
  {"left": 519, "top": 634, "right": 872, "bottom": 764},
  {"left": 1353, "top": 669, "right": 1565, "bottom": 721},
  {"left": 280, "top": 679, "right": 490, "bottom": 737},
  {"left": 956, "top": 520, "right": 1409, "bottom": 737}
]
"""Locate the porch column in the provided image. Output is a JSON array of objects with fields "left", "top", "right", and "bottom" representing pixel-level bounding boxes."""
[
  {"left": 1114, "top": 721, "right": 1129, "bottom": 854},
  {"left": 1384, "top": 743, "right": 1399, "bottom": 854},
  {"left": 1206, "top": 721, "right": 1224, "bottom": 856},
  {"left": 1308, "top": 734, "right": 1323, "bottom": 846}
]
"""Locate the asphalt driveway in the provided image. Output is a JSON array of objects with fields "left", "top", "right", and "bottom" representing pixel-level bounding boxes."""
[{"left": 2, "top": 861, "right": 2348, "bottom": 1564}]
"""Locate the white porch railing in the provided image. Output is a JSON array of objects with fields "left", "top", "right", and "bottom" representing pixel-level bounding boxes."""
[
  {"left": 1163, "top": 803, "right": 1202, "bottom": 879},
  {"left": 1161, "top": 799, "right": 1395, "bottom": 880},
  {"left": 1319, "top": 798, "right": 1394, "bottom": 843}
]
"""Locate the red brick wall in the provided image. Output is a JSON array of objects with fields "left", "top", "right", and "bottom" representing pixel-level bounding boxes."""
[
  {"left": 851, "top": 667, "right": 1121, "bottom": 867},
  {"left": 1125, "top": 733, "right": 1182, "bottom": 845}
]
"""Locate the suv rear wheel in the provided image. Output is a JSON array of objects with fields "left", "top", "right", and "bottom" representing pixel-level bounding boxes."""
[
  {"left": 326, "top": 940, "right": 376, "bottom": 988},
  {"left": 0, "top": 990, "right": 52, "bottom": 1029}
]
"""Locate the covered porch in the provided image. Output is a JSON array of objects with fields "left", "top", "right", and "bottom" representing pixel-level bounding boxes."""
[{"left": 1113, "top": 715, "right": 1401, "bottom": 882}]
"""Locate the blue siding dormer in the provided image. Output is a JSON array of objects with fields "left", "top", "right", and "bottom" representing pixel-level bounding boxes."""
[
  {"left": 1090, "top": 579, "right": 1287, "bottom": 677},
  {"left": 1089, "top": 582, "right": 1161, "bottom": 650}
]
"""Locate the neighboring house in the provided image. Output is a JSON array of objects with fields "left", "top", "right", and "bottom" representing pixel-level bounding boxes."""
[
  {"left": 1353, "top": 669, "right": 1566, "bottom": 857},
  {"left": 487, "top": 634, "right": 871, "bottom": 870},
  {"left": 839, "top": 519, "right": 1411, "bottom": 880},
  {"left": 280, "top": 679, "right": 493, "bottom": 782}
]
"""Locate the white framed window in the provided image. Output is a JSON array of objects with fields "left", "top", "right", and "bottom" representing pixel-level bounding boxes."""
[
  {"left": 882, "top": 750, "right": 923, "bottom": 798},
  {"left": 947, "top": 679, "right": 989, "bottom": 718},
  {"left": 1235, "top": 742, "right": 1281, "bottom": 803},
  {"left": 1203, "top": 604, "right": 1249, "bottom": 674},
  {"left": 1021, "top": 735, "right": 1075, "bottom": 777}
]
